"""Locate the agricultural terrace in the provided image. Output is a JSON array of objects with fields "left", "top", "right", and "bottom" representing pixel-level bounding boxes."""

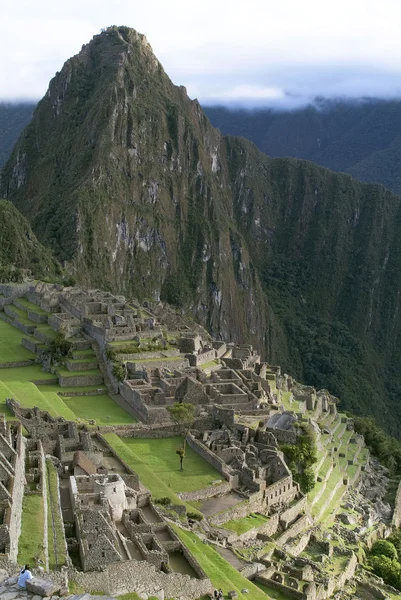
[
  {"left": 0, "top": 316, "right": 135, "bottom": 425},
  {"left": 171, "top": 525, "right": 268, "bottom": 600}
]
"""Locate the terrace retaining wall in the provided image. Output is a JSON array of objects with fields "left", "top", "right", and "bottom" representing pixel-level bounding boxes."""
[{"left": 68, "top": 559, "right": 211, "bottom": 599}]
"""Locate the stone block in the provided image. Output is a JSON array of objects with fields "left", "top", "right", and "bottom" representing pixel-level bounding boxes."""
[
  {"left": 228, "top": 592, "right": 238, "bottom": 599},
  {"left": 1, "top": 593, "right": 19, "bottom": 600},
  {"left": 26, "top": 578, "right": 60, "bottom": 597}
]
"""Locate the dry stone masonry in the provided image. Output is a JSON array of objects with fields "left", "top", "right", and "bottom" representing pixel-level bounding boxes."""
[{"left": 0, "top": 282, "right": 399, "bottom": 599}]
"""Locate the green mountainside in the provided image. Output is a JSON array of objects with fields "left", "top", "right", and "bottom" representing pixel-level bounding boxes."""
[
  {"left": 0, "top": 102, "right": 35, "bottom": 169},
  {"left": 2, "top": 26, "right": 401, "bottom": 434},
  {"left": 0, "top": 199, "right": 61, "bottom": 281},
  {"left": 205, "top": 101, "right": 401, "bottom": 195}
]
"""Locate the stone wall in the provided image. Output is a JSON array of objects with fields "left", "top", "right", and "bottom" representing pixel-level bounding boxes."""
[
  {"left": 209, "top": 496, "right": 265, "bottom": 527},
  {"left": 276, "top": 514, "right": 312, "bottom": 546},
  {"left": 178, "top": 482, "right": 231, "bottom": 502},
  {"left": 58, "top": 373, "right": 103, "bottom": 387},
  {"left": 0, "top": 283, "right": 31, "bottom": 309},
  {"left": 230, "top": 513, "right": 280, "bottom": 544},
  {"left": 186, "top": 433, "right": 236, "bottom": 485},
  {"left": 68, "top": 558, "right": 211, "bottom": 599},
  {"left": 8, "top": 428, "right": 26, "bottom": 562},
  {"left": 265, "top": 476, "right": 295, "bottom": 508},
  {"left": 280, "top": 496, "right": 307, "bottom": 529}
]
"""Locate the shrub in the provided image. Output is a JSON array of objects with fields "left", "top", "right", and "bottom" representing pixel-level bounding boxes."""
[
  {"left": 187, "top": 511, "right": 203, "bottom": 521},
  {"left": 154, "top": 497, "right": 171, "bottom": 506},
  {"left": 112, "top": 361, "right": 126, "bottom": 382},
  {"left": 369, "top": 555, "right": 401, "bottom": 591},
  {"left": 371, "top": 539, "right": 399, "bottom": 561}
]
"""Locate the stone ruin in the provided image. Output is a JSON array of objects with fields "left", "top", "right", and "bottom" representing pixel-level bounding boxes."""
[{"left": 0, "top": 281, "right": 397, "bottom": 600}]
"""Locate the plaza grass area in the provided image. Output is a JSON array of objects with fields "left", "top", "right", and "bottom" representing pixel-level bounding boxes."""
[
  {"left": 18, "top": 494, "right": 45, "bottom": 565},
  {"left": 103, "top": 433, "right": 186, "bottom": 508},
  {"left": 46, "top": 459, "right": 67, "bottom": 569},
  {"left": 171, "top": 525, "right": 268, "bottom": 600},
  {"left": 0, "top": 320, "right": 35, "bottom": 363},
  {"left": 222, "top": 513, "right": 269, "bottom": 535},
  {"left": 117, "top": 435, "right": 221, "bottom": 493}
]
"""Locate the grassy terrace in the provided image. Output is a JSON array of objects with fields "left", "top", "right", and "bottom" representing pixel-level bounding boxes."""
[
  {"left": 0, "top": 318, "right": 135, "bottom": 425},
  {"left": 56, "top": 367, "right": 102, "bottom": 377},
  {"left": 63, "top": 395, "right": 135, "bottom": 425},
  {"left": 200, "top": 360, "right": 220, "bottom": 370},
  {"left": 171, "top": 525, "right": 268, "bottom": 600},
  {"left": 18, "top": 494, "right": 45, "bottom": 565},
  {"left": 14, "top": 298, "right": 48, "bottom": 315},
  {"left": 46, "top": 459, "right": 67, "bottom": 569},
  {"left": 222, "top": 513, "right": 269, "bottom": 535},
  {"left": 0, "top": 320, "right": 35, "bottom": 363}
]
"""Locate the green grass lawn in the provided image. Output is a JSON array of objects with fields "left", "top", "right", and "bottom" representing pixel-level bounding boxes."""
[
  {"left": 63, "top": 394, "right": 135, "bottom": 425},
  {"left": 3, "top": 381, "right": 76, "bottom": 419},
  {"left": 119, "top": 436, "right": 221, "bottom": 493},
  {"left": 0, "top": 320, "right": 35, "bottom": 363},
  {"left": 46, "top": 459, "right": 67, "bottom": 569},
  {"left": 0, "top": 364, "right": 55, "bottom": 382},
  {"left": 18, "top": 494, "right": 45, "bottom": 565},
  {"left": 34, "top": 324, "right": 57, "bottom": 340},
  {"left": 171, "top": 525, "right": 268, "bottom": 600},
  {"left": 103, "top": 434, "right": 188, "bottom": 509},
  {"left": 222, "top": 513, "right": 269, "bottom": 535}
]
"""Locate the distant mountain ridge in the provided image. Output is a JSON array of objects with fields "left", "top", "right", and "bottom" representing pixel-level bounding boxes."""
[
  {"left": 0, "top": 103, "right": 35, "bottom": 169},
  {"left": 4, "top": 27, "right": 401, "bottom": 435},
  {"left": 204, "top": 100, "right": 401, "bottom": 195}
]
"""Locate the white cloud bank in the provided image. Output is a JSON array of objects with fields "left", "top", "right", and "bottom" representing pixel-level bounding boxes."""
[{"left": 1, "top": 0, "right": 401, "bottom": 106}]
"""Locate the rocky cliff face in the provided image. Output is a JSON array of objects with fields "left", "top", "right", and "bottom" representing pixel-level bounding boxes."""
[{"left": 2, "top": 26, "right": 401, "bottom": 432}]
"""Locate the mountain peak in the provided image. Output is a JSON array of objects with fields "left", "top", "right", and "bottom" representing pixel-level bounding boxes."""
[{"left": 3, "top": 28, "right": 401, "bottom": 434}]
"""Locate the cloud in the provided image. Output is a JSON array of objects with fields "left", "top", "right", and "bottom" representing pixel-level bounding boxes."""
[{"left": 1, "top": 0, "right": 401, "bottom": 105}]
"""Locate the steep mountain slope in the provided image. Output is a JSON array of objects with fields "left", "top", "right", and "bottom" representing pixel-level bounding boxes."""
[
  {"left": 0, "top": 103, "right": 35, "bottom": 169},
  {"left": 0, "top": 199, "right": 61, "bottom": 281},
  {"left": 2, "top": 26, "right": 401, "bottom": 433},
  {"left": 205, "top": 101, "right": 401, "bottom": 194}
]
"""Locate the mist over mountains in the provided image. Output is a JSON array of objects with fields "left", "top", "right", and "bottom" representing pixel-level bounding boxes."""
[
  {"left": 4, "top": 97, "right": 401, "bottom": 196},
  {"left": 3, "top": 27, "right": 401, "bottom": 435},
  {"left": 205, "top": 99, "right": 401, "bottom": 195}
]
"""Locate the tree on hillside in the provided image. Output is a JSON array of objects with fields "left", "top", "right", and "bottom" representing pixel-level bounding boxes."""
[{"left": 167, "top": 402, "right": 195, "bottom": 471}]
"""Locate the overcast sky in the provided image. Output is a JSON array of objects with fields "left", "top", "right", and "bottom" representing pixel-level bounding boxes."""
[{"left": 2, "top": 0, "right": 401, "bottom": 108}]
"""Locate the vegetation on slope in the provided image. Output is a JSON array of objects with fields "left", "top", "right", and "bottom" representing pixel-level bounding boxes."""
[
  {"left": 0, "top": 199, "right": 61, "bottom": 282},
  {"left": 354, "top": 417, "right": 401, "bottom": 475},
  {"left": 281, "top": 424, "right": 317, "bottom": 493},
  {"left": 4, "top": 26, "right": 401, "bottom": 435}
]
